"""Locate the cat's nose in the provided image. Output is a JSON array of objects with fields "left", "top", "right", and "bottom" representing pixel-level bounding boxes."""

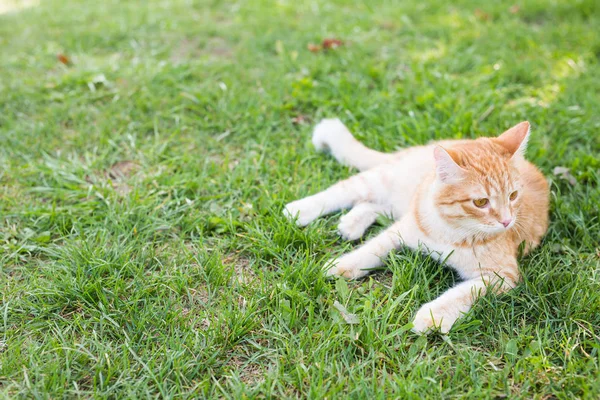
[{"left": 501, "top": 219, "right": 512, "bottom": 228}]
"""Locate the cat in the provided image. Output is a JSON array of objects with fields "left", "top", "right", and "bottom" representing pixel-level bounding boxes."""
[{"left": 284, "top": 119, "right": 549, "bottom": 334}]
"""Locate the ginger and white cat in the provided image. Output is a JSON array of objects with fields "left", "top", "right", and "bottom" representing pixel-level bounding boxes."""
[{"left": 284, "top": 119, "right": 549, "bottom": 333}]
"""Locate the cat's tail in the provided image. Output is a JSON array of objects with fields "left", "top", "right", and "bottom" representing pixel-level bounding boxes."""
[{"left": 312, "top": 118, "right": 396, "bottom": 171}]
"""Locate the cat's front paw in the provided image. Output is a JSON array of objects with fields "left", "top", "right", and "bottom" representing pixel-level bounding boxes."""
[
  {"left": 312, "top": 118, "right": 351, "bottom": 152},
  {"left": 412, "top": 301, "right": 458, "bottom": 335},
  {"left": 324, "top": 254, "right": 372, "bottom": 280},
  {"left": 283, "top": 199, "right": 320, "bottom": 226}
]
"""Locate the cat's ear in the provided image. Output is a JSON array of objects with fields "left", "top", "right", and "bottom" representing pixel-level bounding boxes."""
[
  {"left": 434, "top": 146, "right": 466, "bottom": 184},
  {"left": 496, "top": 121, "right": 530, "bottom": 159}
]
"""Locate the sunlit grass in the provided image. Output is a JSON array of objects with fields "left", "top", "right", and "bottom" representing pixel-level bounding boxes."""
[{"left": 1, "top": 0, "right": 599, "bottom": 398}]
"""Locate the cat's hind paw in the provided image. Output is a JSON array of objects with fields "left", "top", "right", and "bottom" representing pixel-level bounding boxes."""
[
  {"left": 323, "top": 255, "right": 371, "bottom": 280},
  {"left": 411, "top": 302, "right": 458, "bottom": 335}
]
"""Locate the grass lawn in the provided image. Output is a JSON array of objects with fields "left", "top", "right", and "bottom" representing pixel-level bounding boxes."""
[{"left": 1, "top": 0, "right": 600, "bottom": 397}]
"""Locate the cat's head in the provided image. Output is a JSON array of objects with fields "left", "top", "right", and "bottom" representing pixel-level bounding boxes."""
[{"left": 433, "top": 122, "right": 530, "bottom": 235}]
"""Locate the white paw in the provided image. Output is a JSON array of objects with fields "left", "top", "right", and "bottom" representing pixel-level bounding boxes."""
[
  {"left": 324, "top": 254, "right": 373, "bottom": 280},
  {"left": 338, "top": 214, "right": 368, "bottom": 241},
  {"left": 312, "top": 118, "right": 352, "bottom": 152},
  {"left": 411, "top": 301, "right": 458, "bottom": 335},
  {"left": 283, "top": 199, "right": 321, "bottom": 226}
]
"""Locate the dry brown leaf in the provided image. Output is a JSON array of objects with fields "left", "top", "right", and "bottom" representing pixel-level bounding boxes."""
[
  {"left": 322, "top": 38, "right": 343, "bottom": 50},
  {"left": 509, "top": 5, "right": 520, "bottom": 14},
  {"left": 57, "top": 53, "right": 70, "bottom": 65},
  {"left": 307, "top": 43, "right": 321, "bottom": 52}
]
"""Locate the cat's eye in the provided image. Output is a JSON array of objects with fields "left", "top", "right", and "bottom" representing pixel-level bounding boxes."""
[
  {"left": 473, "top": 198, "right": 489, "bottom": 208},
  {"left": 509, "top": 191, "right": 518, "bottom": 201}
]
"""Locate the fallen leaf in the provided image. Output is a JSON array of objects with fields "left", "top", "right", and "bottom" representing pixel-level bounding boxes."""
[
  {"left": 553, "top": 166, "right": 577, "bottom": 186},
  {"left": 307, "top": 43, "right": 321, "bottom": 53},
  {"left": 57, "top": 53, "right": 70, "bottom": 65},
  {"left": 322, "top": 38, "right": 343, "bottom": 50},
  {"left": 333, "top": 300, "right": 359, "bottom": 324},
  {"left": 474, "top": 9, "right": 490, "bottom": 21},
  {"left": 509, "top": 5, "right": 520, "bottom": 13}
]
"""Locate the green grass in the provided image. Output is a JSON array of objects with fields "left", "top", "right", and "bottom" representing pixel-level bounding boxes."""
[{"left": 1, "top": 0, "right": 599, "bottom": 397}]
